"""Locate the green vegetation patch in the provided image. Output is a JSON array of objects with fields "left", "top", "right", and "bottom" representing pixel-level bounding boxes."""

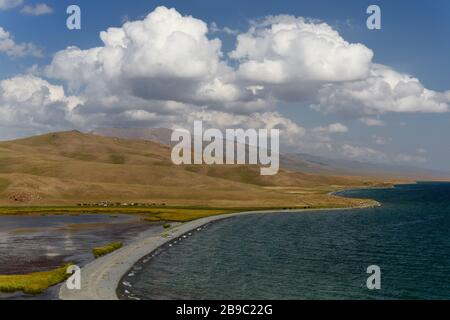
[
  {"left": 0, "top": 264, "right": 72, "bottom": 295},
  {"left": 93, "top": 242, "right": 123, "bottom": 258},
  {"left": 109, "top": 154, "right": 126, "bottom": 164},
  {"left": 142, "top": 208, "right": 235, "bottom": 222},
  {"left": 0, "top": 202, "right": 378, "bottom": 222},
  {"left": 0, "top": 206, "right": 239, "bottom": 222}
]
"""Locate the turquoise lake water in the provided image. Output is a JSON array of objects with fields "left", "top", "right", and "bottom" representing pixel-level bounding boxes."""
[{"left": 125, "top": 183, "right": 450, "bottom": 300}]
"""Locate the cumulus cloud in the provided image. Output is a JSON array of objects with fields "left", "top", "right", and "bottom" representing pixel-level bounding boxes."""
[
  {"left": 0, "top": 0, "right": 22, "bottom": 10},
  {"left": 45, "top": 6, "right": 248, "bottom": 109},
  {"left": 313, "top": 64, "right": 450, "bottom": 116},
  {"left": 0, "top": 26, "right": 42, "bottom": 57},
  {"left": 21, "top": 3, "right": 53, "bottom": 16},
  {"left": 227, "top": 14, "right": 450, "bottom": 117},
  {"left": 44, "top": 7, "right": 450, "bottom": 122},
  {"left": 359, "top": 117, "right": 385, "bottom": 126},
  {"left": 229, "top": 14, "right": 373, "bottom": 103},
  {"left": 1, "top": 6, "right": 446, "bottom": 165},
  {"left": 0, "top": 75, "right": 83, "bottom": 136},
  {"left": 313, "top": 123, "right": 348, "bottom": 134}
]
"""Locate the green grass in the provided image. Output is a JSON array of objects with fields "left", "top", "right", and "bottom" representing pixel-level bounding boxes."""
[
  {"left": 0, "top": 264, "right": 72, "bottom": 295},
  {"left": 0, "top": 205, "right": 242, "bottom": 221},
  {"left": 0, "top": 198, "right": 378, "bottom": 222},
  {"left": 163, "top": 223, "right": 171, "bottom": 229},
  {"left": 93, "top": 242, "right": 123, "bottom": 258}
]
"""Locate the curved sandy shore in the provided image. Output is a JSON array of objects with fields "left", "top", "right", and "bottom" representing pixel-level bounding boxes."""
[{"left": 59, "top": 205, "right": 379, "bottom": 300}]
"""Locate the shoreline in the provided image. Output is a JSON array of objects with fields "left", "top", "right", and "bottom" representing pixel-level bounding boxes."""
[{"left": 58, "top": 202, "right": 380, "bottom": 300}]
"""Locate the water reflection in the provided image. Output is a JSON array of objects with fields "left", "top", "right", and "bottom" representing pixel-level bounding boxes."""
[{"left": 0, "top": 214, "right": 163, "bottom": 299}]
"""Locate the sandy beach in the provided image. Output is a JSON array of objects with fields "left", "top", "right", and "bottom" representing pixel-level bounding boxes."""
[{"left": 59, "top": 204, "right": 380, "bottom": 300}]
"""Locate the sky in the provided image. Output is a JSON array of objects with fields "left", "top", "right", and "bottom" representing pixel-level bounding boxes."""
[{"left": 1, "top": 0, "right": 450, "bottom": 170}]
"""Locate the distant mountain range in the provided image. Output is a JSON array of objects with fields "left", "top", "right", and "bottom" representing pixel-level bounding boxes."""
[
  {"left": 281, "top": 153, "right": 450, "bottom": 180},
  {"left": 92, "top": 127, "right": 450, "bottom": 181}
]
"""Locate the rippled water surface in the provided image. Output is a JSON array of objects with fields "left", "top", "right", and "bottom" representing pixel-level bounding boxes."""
[{"left": 127, "top": 183, "right": 450, "bottom": 300}]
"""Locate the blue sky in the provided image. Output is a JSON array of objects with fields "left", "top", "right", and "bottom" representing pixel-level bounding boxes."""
[
  {"left": 1, "top": 0, "right": 450, "bottom": 170},
  {"left": 2, "top": 0, "right": 450, "bottom": 87}
]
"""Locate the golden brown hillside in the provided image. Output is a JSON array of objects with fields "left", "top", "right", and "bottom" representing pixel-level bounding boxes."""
[{"left": 0, "top": 131, "right": 393, "bottom": 208}]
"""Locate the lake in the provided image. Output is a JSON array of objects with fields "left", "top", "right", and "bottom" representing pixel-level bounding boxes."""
[{"left": 123, "top": 183, "right": 450, "bottom": 300}]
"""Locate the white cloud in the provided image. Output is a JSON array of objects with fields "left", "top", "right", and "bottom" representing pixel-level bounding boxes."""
[
  {"left": 0, "top": 75, "right": 83, "bottom": 135},
  {"left": 0, "top": 26, "right": 42, "bottom": 57},
  {"left": 182, "top": 110, "right": 306, "bottom": 147},
  {"left": 313, "top": 123, "right": 348, "bottom": 133},
  {"left": 230, "top": 15, "right": 373, "bottom": 86},
  {"left": 0, "top": 0, "right": 22, "bottom": 10},
  {"left": 359, "top": 117, "right": 385, "bottom": 126},
  {"left": 314, "top": 64, "right": 450, "bottom": 116},
  {"left": 21, "top": 3, "right": 53, "bottom": 16},
  {"left": 45, "top": 8, "right": 450, "bottom": 120},
  {"left": 338, "top": 145, "right": 426, "bottom": 164},
  {"left": 46, "top": 6, "right": 244, "bottom": 108},
  {"left": 372, "top": 135, "right": 391, "bottom": 145},
  {"left": 226, "top": 14, "right": 450, "bottom": 119},
  {"left": 340, "top": 144, "right": 387, "bottom": 162},
  {"left": 394, "top": 153, "right": 427, "bottom": 164},
  {"left": 0, "top": 7, "right": 445, "bottom": 166},
  {"left": 210, "top": 22, "right": 239, "bottom": 35}
]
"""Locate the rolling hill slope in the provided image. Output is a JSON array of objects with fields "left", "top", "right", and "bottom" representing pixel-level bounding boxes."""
[{"left": 0, "top": 131, "right": 391, "bottom": 208}]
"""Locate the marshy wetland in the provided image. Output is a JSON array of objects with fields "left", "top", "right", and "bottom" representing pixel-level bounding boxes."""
[{"left": 0, "top": 213, "right": 165, "bottom": 299}]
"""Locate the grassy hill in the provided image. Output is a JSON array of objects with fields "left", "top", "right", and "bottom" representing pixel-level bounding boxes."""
[{"left": 0, "top": 131, "right": 393, "bottom": 208}]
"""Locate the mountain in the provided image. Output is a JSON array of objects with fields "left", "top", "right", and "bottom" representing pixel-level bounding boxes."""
[
  {"left": 91, "top": 128, "right": 173, "bottom": 145},
  {"left": 0, "top": 131, "right": 389, "bottom": 207},
  {"left": 282, "top": 153, "right": 450, "bottom": 180},
  {"left": 91, "top": 127, "right": 447, "bottom": 181}
]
